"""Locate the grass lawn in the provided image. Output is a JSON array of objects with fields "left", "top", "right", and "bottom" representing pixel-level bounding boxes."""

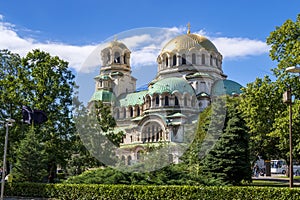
[{"left": 245, "top": 175, "right": 300, "bottom": 187}]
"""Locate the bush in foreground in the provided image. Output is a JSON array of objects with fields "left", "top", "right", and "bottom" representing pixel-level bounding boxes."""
[{"left": 5, "top": 183, "right": 300, "bottom": 200}]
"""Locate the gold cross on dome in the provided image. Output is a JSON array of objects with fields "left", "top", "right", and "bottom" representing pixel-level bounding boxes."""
[{"left": 187, "top": 22, "right": 191, "bottom": 34}]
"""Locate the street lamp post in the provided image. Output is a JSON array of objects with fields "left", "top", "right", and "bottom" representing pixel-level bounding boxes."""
[
  {"left": 0, "top": 118, "right": 15, "bottom": 200},
  {"left": 284, "top": 66, "right": 300, "bottom": 188}
]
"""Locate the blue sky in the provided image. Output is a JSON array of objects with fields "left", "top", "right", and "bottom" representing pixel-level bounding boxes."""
[{"left": 0, "top": 0, "right": 299, "bottom": 104}]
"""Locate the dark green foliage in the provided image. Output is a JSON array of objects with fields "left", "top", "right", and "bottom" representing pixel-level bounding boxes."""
[
  {"left": 201, "top": 97, "right": 252, "bottom": 185},
  {"left": 20, "top": 49, "right": 76, "bottom": 182},
  {"left": 65, "top": 165, "right": 202, "bottom": 185},
  {"left": 0, "top": 49, "right": 76, "bottom": 182},
  {"left": 70, "top": 100, "right": 125, "bottom": 174},
  {"left": 267, "top": 14, "right": 300, "bottom": 72},
  {"left": 0, "top": 50, "right": 27, "bottom": 172},
  {"left": 239, "top": 76, "right": 285, "bottom": 160},
  {"left": 5, "top": 183, "right": 300, "bottom": 200},
  {"left": 94, "top": 100, "right": 125, "bottom": 146},
  {"left": 67, "top": 98, "right": 103, "bottom": 176},
  {"left": 13, "top": 127, "right": 48, "bottom": 182}
]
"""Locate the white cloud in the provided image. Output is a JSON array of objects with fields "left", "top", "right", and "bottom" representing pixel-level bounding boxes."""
[
  {"left": 131, "top": 45, "right": 160, "bottom": 68},
  {"left": 212, "top": 37, "right": 269, "bottom": 58},
  {"left": 0, "top": 19, "right": 96, "bottom": 72},
  {"left": 0, "top": 15, "right": 269, "bottom": 74},
  {"left": 120, "top": 34, "right": 153, "bottom": 49}
]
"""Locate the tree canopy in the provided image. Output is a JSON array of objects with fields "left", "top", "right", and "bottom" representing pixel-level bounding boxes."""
[{"left": 0, "top": 49, "right": 76, "bottom": 182}]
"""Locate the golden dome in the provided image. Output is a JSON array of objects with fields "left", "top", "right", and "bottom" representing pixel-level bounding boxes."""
[
  {"left": 161, "top": 33, "right": 218, "bottom": 53},
  {"left": 107, "top": 40, "right": 129, "bottom": 50}
]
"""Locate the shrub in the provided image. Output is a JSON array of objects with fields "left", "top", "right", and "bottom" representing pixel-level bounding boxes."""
[{"left": 5, "top": 183, "right": 300, "bottom": 200}]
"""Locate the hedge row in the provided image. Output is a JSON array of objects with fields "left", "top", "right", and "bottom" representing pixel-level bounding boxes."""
[{"left": 5, "top": 183, "right": 300, "bottom": 200}]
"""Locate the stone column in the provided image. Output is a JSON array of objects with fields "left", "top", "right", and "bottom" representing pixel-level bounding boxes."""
[
  {"left": 170, "top": 96, "right": 174, "bottom": 106},
  {"left": 159, "top": 95, "right": 163, "bottom": 107},
  {"left": 126, "top": 107, "right": 130, "bottom": 118},
  {"left": 132, "top": 106, "right": 136, "bottom": 117},
  {"left": 176, "top": 55, "right": 180, "bottom": 66}
]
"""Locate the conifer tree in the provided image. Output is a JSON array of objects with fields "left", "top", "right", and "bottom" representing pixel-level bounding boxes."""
[
  {"left": 13, "top": 127, "right": 47, "bottom": 182},
  {"left": 201, "top": 98, "right": 251, "bottom": 185}
]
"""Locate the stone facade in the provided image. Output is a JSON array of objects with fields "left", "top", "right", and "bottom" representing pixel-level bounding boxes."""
[{"left": 89, "top": 31, "right": 242, "bottom": 165}]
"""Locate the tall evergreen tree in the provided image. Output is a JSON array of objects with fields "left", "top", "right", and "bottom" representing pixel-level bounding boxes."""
[
  {"left": 201, "top": 98, "right": 251, "bottom": 185},
  {"left": 13, "top": 127, "right": 47, "bottom": 182}
]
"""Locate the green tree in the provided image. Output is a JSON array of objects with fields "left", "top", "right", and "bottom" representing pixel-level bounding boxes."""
[
  {"left": 0, "top": 49, "right": 76, "bottom": 182},
  {"left": 94, "top": 100, "right": 124, "bottom": 146},
  {"left": 21, "top": 49, "right": 76, "bottom": 182},
  {"left": 0, "top": 49, "right": 29, "bottom": 174},
  {"left": 67, "top": 97, "right": 102, "bottom": 176},
  {"left": 201, "top": 97, "right": 251, "bottom": 185},
  {"left": 267, "top": 14, "right": 300, "bottom": 73},
  {"left": 69, "top": 100, "right": 125, "bottom": 175},
  {"left": 239, "top": 76, "right": 284, "bottom": 160},
  {"left": 13, "top": 127, "right": 47, "bottom": 182}
]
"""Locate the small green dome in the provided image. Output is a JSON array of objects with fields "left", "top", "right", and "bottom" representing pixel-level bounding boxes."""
[
  {"left": 211, "top": 80, "right": 243, "bottom": 96},
  {"left": 148, "top": 77, "right": 195, "bottom": 96},
  {"left": 89, "top": 90, "right": 116, "bottom": 102}
]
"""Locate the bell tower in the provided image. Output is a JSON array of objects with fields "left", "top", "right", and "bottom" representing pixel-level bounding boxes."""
[{"left": 98, "top": 39, "right": 136, "bottom": 98}]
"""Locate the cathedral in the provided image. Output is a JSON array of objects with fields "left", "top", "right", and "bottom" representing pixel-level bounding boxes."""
[{"left": 88, "top": 26, "right": 242, "bottom": 165}]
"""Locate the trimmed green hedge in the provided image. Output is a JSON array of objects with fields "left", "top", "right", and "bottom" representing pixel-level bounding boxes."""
[{"left": 5, "top": 183, "right": 300, "bottom": 200}]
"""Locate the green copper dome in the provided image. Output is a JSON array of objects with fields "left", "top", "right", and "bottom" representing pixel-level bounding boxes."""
[
  {"left": 118, "top": 90, "right": 148, "bottom": 107},
  {"left": 148, "top": 77, "right": 195, "bottom": 96},
  {"left": 211, "top": 80, "right": 243, "bottom": 96},
  {"left": 89, "top": 90, "right": 116, "bottom": 102}
]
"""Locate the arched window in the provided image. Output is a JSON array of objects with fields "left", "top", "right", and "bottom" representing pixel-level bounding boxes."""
[
  {"left": 173, "top": 55, "right": 176, "bottom": 66},
  {"left": 148, "top": 127, "right": 151, "bottom": 142},
  {"left": 152, "top": 125, "right": 155, "bottom": 142},
  {"left": 121, "top": 155, "right": 125, "bottom": 164},
  {"left": 137, "top": 106, "right": 140, "bottom": 116},
  {"left": 182, "top": 54, "right": 186, "bottom": 65},
  {"left": 115, "top": 109, "right": 120, "bottom": 119},
  {"left": 114, "top": 52, "right": 120, "bottom": 63},
  {"left": 129, "top": 107, "right": 133, "bottom": 117},
  {"left": 123, "top": 54, "right": 127, "bottom": 64},
  {"left": 156, "top": 96, "right": 159, "bottom": 105},
  {"left": 107, "top": 52, "right": 111, "bottom": 64},
  {"left": 165, "top": 56, "right": 168, "bottom": 67},
  {"left": 202, "top": 54, "right": 205, "bottom": 65},
  {"left": 165, "top": 96, "right": 169, "bottom": 106},
  {"left": 127, "top": 156, "right": 132, "bottom": 165},
  {"left": 146, "top": 96, "right": 151, "bottom": 109},
  {"left": 210, "top": 55, "right": 213, "bottom": 66},
  {"left": 156, "top": 127, "right": 159, "bottom": 141},
  {"left": 175, "top": 96, "right": 179, "bottom": 106},
  {"left": 192, "top": 53, "right": 196, "bottom": 64},
  {"left": 137, "top": 151, "right": 143, "bottom": 160}
]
